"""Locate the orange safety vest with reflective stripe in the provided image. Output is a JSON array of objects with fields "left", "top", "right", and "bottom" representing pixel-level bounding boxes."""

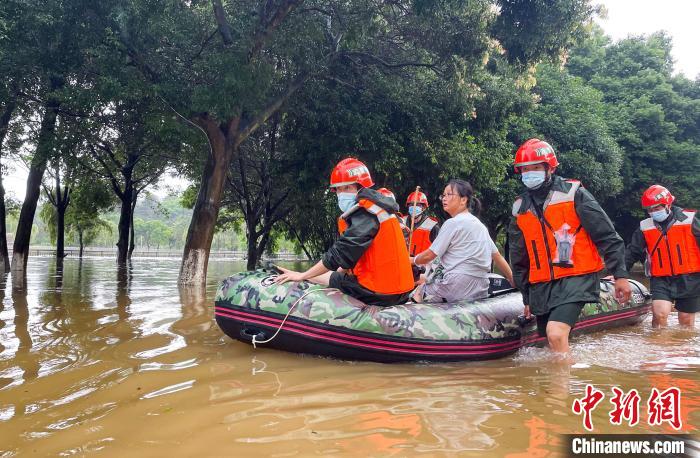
[
  {"left": 337, "top": 199, "right": 414, "bottom": 294},
  {"left": 513, "top": 180, "right": 605, "bottom": 284},
  {"left": 640, "top": 210, "right": 700, "bottom": 277},
  {"left": 402, "top": 216, "right": 438, "bottom": 256}
]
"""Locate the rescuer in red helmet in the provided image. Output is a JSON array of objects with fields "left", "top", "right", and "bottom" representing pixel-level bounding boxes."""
[
  {"left": 508, "top": 139, "right": 632, "bottom": 354},
  {"left": 275, "top": 158, "right": 414, "bottom": 306},
  {"left": 625, "top": 185, "right": 700, "bottom": 328},
  {"left": 403, "top": 190, "right": 440, "bottom": 257}
]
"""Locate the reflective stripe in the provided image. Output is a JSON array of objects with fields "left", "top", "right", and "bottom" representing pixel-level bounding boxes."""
[
  {"left": 546, "top": 181, "right": 579, "bottom": 207},
  {"left": 677, "top": 211, "right": 695, "bottom": 226},
  {"left": 353, "top": 198, "right": 414, "bottom": 294},
  {"left": 340, "top": 204, "right": 361, "bottom": 220},
  {"left": 365, "top": 203, "right": 383, "bottom": 215},
  {"left": 363, "top": 203, "right": 392, "bottom": 222},
  {"left": 512, "top": 198, "right": 523, "bottom": 217},
  {"left": 330, "top": 181, "right": 360, "bottom": 188},
  {"left": 514, "top": 180, "right": 604, "bottom": 284},
  {"left": 640, "top": 209, "right": 700, "bottom": 276},
  {"left": 515, "top": 160, "right": 550, "bottom": 167},
  {"left": 419, "top": 218, "right": 437, "bottom": 230},
  {"left": 640, "top": 218, "right": 656, "bottom": 232}
]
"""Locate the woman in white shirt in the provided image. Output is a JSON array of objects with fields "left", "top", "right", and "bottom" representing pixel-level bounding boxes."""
[{"left": 411, "top": 179, "right": 513, "bottom": 302}]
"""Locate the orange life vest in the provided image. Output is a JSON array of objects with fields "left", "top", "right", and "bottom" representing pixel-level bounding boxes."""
[
  {"left": 402, "top": 215, "right": 438, "bottom": 256},
  {"left": 337, "top": 199, "right": 414, "bottom": 294},
  {"left": 513, "top": 180, "right": 605, "bottom": 284},
  {"left": 640, "top": 210, "right": 700, "bottom": 277}
]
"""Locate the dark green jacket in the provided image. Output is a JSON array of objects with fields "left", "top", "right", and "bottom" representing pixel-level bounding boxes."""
[
  {"left": 508, "top": 175, "right": 629, "bottom": 314},
  {"left": 322, "top": 188, "right": 400, "bottom": 271},
  {"left": 625, "top": 205, "right": 700, "bottom": 299}
]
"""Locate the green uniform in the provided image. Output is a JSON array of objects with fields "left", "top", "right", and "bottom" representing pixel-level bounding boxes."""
[
  {"left": 508, "top": 176, "right": 629, "bottom": 332},
  {"left": 625, "top": 205, "right": 700, "bottom": 312},
  {"left": 322, "top": 188, "right": 410, "bottom": 306}
]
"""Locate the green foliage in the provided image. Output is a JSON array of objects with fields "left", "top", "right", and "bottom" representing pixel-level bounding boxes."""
[
  {"left": 517, "top": 62, "right": 623, "bottom": 198},
  {"left": 567, "top": 29, "right": 700, "bottom": 239},
  {"left": 493, "top": 0, "right": 596, "bottom": 65},
  {"left": 179, "top": 185, "right": 199, "bottom": 210}
]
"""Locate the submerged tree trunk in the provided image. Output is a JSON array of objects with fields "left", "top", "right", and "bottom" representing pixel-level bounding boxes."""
[
  {"left": 179, "top": 119, "right": 236, "bottom": 285},
  {"left": 178, "top": 74, "right": 308, "bottom": 284},
  {"left": 245, "top": 222, "right": 259, "bottom": 271},
  {"left": 0, "top": 96, "right": 17, "bottom": 273},
  {"left": 116, "top": 182, "right": 133, "bottom": 265},
  {"left": 78, "top": 230, "right": 84, "bottom": 258},
  {"left": 11, "top": 91, "right": 61, "bottom": 274},
  {"left": 0, "top": 176, "right": 9, "bottom": 273},
  {"left": 52, "top": 167, "right": 70, "bottom": 259},
  {"left": 128, "top": 192, "right": 137, "bottom": 259},
  {"left": 56, "top": 204, "right": 65, "bottom": 258}
]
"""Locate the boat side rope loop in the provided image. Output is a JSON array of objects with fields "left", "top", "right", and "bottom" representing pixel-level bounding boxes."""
[{"left": 252, "top": 287, "right": 335, "bottom": 349}]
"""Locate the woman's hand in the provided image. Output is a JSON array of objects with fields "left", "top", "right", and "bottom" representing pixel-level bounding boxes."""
[
  {"left": 274, "top": 266, "right": 306, "bottom": 284},
  {"left": 523, "top": 304, "right": 532, "bottom": 319}
]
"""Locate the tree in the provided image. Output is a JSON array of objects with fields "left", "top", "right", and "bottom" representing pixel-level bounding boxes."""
[
  {"left": 567, "top": 29, "right": 700, "bottom": 239},
  {"left": 224, "top": 115, "right": 293, "bottom": 269},
  {"left": 512, "top": 62, "right": 623, "bottom": 196},
  {"left": 106, "top": 0, "right": 592, "bottom": 283},
  {"left": 39, "top": 174, "right": 114, "bottom": 257},
  {"left": 279, "top": 49, "right": 532, "bottom": 252},
  {"left": 3, "top": 0, "right": 113, "bottom": 276},
  {"left": 42, "top": 157, "right": 73, "bottom": 259},
  {"left": 67, "top": 179, "right": 114, "bottom": 258},
  {"left": 74, "top": 98, "right": 181, "bottom": 264}
]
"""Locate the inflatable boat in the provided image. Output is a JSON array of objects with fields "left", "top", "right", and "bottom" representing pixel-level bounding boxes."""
[{"left": 214, "top": 269, "right": 651, "bottom": 363}]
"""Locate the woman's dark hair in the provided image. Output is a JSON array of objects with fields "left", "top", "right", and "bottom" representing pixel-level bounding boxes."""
[{"left": 446, "top": 179, "right": 482, "bottom": 216}]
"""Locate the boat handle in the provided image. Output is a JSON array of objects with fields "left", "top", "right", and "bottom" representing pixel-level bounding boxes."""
[
  {"left": 241, "top": 327, "right": 268, "bottom": 341},
  {"left": 517, "top": 314, "right": 535, "bottom": 327}
]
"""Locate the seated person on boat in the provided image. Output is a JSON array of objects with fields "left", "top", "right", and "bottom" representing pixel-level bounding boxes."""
[
  {"left": 411, "top": 179, "right": 513, "bottom": 303},
  {"left": 274, "top": 158, "right": 414, "bottom": 306}
]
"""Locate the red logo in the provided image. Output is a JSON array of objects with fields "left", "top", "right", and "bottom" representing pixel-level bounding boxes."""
[
  {"left": 572, "top": 384, "right": 605, "bottom": 431},
  {"left": 572, "top": 385, "right": 684, "bottom": 431},
  {"left": 648, "top": 387, "right": 682, "bottom": 430},
  {"left": 609, "top": 387, "right": 641, "bottom": 427}
]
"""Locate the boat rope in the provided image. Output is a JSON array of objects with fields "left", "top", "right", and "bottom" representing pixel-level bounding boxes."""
[{"left": 252, "top": 287, "right": 335, "bottom": 349}]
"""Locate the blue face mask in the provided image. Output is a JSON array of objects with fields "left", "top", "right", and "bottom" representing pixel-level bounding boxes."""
[
  {"left": 407, "top": 206, "right": 423, "bottom": 217},
  {"left": 650, "top": 208, "right": 670, "bottom": 222},
  {"left": 337, "top": 192, "right": 357, "bottom": 213},
  {"left": 522, "top": 171, "right": 547, "bottom": 189}
]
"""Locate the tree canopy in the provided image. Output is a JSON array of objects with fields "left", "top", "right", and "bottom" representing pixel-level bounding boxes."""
[{"left": 1, "top": 1, "right": 698, "bottom": 282}]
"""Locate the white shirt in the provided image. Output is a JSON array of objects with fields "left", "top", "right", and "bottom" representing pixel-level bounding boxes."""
[{"left": 428, "top": 211, "right": 497, "bottom": 278}]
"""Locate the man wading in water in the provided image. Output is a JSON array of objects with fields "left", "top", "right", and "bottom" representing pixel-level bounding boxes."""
[{"left": 508, "top": 139, "right": 632, "bottom": 355}]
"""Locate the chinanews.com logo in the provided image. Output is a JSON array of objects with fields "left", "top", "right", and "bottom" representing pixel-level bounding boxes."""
[
  {"left": 572, "top": 384, "right": 682, "bottom": 431},
  {"left": 565, "top": 384, "right": 698, "bottom": 457}
]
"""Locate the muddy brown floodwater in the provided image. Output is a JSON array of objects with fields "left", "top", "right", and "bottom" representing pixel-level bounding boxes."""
[{"left": 0, "top": 257, "right": 698, "bottom": 456}]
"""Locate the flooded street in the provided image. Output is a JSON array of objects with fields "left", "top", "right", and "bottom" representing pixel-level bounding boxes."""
[{"left": 1, "top": 257, "right": 698, "bottom": 456}]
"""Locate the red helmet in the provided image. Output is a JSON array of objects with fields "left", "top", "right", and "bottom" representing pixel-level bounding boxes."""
[
  {"left": 329, "top": 158, "right": 374, "bottom": 189},
  {"left": 641, "top": 185, "right": 675, "bottom": 208},
  {"left": 377, "top": 187, "right": 396, "bottom": 201},
  {"left": 513, "top": 138, "right": 559, "bottom": 173},
  {"left": 406, "top": 191, "right": 428, "bottom": 207}
]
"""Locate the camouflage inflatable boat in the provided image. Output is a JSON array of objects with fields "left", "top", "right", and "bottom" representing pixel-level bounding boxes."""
[{"left": 215, "top": 269, "right": 651, "bottom": 363}]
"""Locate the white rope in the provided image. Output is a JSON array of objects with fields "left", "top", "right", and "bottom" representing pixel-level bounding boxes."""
[{"left": 251, "top": 287, "right": 335, "bottom": 349}]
